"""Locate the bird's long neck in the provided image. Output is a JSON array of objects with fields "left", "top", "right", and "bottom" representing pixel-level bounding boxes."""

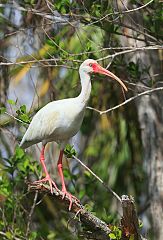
[{"left": 78, "top": 70, "right": 92, "bottom": 106}]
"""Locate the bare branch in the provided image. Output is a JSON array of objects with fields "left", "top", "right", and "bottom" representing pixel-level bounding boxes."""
[
  {"left": 25, "top": 191, "right": 38, "bottom": 237},
  {"left": 0, "top": 45, "right": 162, "bottom": 69},
  {"left": 0, "top": 58, "right": 81, "bottom": 67},
  {"left": 72, "top": 155, "right": 121, "bottom": 203},
  {"left": 86, "top": 0, "right": 154, "bottom": 26},
  {"left": 98, "top": 46, "right": 163, "bottom": 62},
  {"left": 87, "top": 87, "right": 163, "bottom": 115},
  {"left": 0, "top": 4, "right": 71, "bottom": 24}
]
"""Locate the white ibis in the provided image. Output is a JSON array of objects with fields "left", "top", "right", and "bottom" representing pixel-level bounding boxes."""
[{"left": 20, "top": 59, "right": 127, "bottom": 209}]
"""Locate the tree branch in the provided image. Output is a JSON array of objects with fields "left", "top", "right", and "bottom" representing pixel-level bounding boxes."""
[
  {"left": 86, "top": 0, "right": 154, "bottom": 27},
  {"left": 87, "top": 87, "right": 163, "bottom": 115},
  {"left": 28, "top": 183, "right": 147, "bottom": 240},
  {"left": 73, "top": 155, "right": 121, "bottom": 203},
  {"left": 28, "top": 183, "right": 111, "bottom": 240},
  {"left": 98, "top": 46, "right": 163, "bottom": 62},
  {"left": 25, "top": 191, "right": 38, "bottom": 237}
]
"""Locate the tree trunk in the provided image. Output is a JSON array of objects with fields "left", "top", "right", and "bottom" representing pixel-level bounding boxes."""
[
  {"left": 117, "top": 2, "right": 163, "bottom": 239},
  {"left": 137, "top": 89, "right": 163, "bottom": 239}
]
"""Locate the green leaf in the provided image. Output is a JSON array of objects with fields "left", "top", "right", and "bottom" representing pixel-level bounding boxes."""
[
  {"left": 19, "top": 113, "right": 30, "bottom": 123},
  {"left": 46, "top": 39, "right": 56, "bottom": 47},
  {"left": 84, "top": 170, "right": 91, "bottom": 178},
  {"left": 129, "top": 234, "right": 134, "bottom": 240},
  {"left": 0, "top": 220, "right": 5, "bottom": 227},
  {"left": 20, "top": 104, "right": 26, "bottom": 113},
  {"left": 0, "top": 107, "right": 6, "bottom": 114},
  {"left": 84, "top": 203, "right": 94, "bottom": 212},
  {"left": 29, "top": 231, "right": 37, "bottom": 240},
  {"left": 115, "top": 228, "right": 122, "bottom": 239},
  {"left": 64, "top": 144, "right": 77, "bottom": 158},
  {"left": 139, "top": 219, "right": 143, "bottom": 228},
  {"left": 78, "top": 189, "right": 85, "bottom": 199},
  {"left": 109, "top": 233, "right": 116, "bottom": 239},
  {"left": 15, "top": 147, "right": 24, "bottom": 159},
  {"left": 16, "top": 109, "right": 21, "bottom": 115},
  {"left": 86, "top": 41, "right": 92, "bottom": 51},
  {"left": 5, "top": 231, "right": 13, "bottom": 239},
  {"left": 15, "top": 104, "right": 31, "bottom": 123},
  {"left": 14, "top": 228, "right": 22, "bottom": 236},
  {"left": 7, "top": 99, "right": 16, "bottom": 105},
  {"left": 47, "top": 231, "right": 56, "bottom": 240},
  {"left": 63, "top": 169, "right": 71, "bottom": 180}
]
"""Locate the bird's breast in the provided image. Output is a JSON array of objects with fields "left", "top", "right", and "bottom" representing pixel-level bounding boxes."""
[{"left": 46, "top": 103, "right": 85, "bottom": 142}]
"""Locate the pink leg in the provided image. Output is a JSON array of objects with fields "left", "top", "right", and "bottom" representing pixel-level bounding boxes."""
[
  {"left": 34, "top": 145, "right": 59, "bottom": 193},
  {"left": 57, "top": 150, "right": 79, "bottom": 210}
]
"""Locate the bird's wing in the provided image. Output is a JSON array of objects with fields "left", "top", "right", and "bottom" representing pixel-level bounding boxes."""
[{"left": 20, "top": 102, "right": 61, "bottom": 148}]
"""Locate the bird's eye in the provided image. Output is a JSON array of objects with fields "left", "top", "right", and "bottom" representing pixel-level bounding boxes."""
[{"left": 89, "top": 63, "right": 92, "bottom": 67}]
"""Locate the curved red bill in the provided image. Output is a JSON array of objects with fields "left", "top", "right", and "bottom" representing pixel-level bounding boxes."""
[{"left": 94, "top": 64, "right": 128, "bottom": 92}]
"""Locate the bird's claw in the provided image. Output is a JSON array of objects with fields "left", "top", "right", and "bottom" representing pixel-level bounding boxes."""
[
  {"left": 33, "top": 176, "right": 59, "bottom": 194},
  {"left": 61, "top": 190, "right": 80, "bottom": 210},
  {"left": 33, "top": 178, "right": 80, "bottom": 210}
]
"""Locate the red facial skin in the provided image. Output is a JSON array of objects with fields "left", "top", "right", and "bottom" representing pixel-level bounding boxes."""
[
  {"left": 92, "top": 63, "right": 99, "bottom": 73},
  {"left": 90, "top": 63, "right": 128, "bottom": 92}
]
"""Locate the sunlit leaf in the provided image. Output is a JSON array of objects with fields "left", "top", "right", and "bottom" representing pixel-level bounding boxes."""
[
  {"left": 19, "top": 113, "right": 30, "bottom": 123},
  {"left": 12, "top": 64, "right": 32, "bottom": 84},
  {"left": 5, "top": 231, "right": 13, "bottom": 239},
  {"left": 38, "top": 43, "right": 53, "bottom": 57},
  {"left": 15, "top": 147, "right": 24, "bottom": 159},
  {"left": 38, "top": 79, "right": 50, "bottom": 97},
  {"left": 109, "top": 233, "right": 116, "bottom": 239},
  {"left": 7, "top": 99, "right": 16, "bottom": 105}
]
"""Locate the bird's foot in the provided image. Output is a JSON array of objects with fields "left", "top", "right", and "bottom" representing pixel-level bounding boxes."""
[
  {"left": 33, "top": 175, "right": 59, "bottom": 194},
  {"left": 61, "top": 189, "right": 80, "bottom": 210}
]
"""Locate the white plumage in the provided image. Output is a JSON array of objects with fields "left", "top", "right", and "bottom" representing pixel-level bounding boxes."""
[
  {"left": 20, "top": 98, "right": 85, "bottom": 148},
  {"left": 20, "top": 59, "right": 127, "bottom": 210}
]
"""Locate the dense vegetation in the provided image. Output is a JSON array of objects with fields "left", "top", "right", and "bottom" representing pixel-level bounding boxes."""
[{"left": 0, "top": 0, "right": 162, "bottom": 239}]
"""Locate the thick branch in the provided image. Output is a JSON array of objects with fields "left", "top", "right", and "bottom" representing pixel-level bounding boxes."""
[
  {"left": 28, "top": 183, "right": 111, "bottom": 240},
  {"left": 28, "top": 184, "right": 147, "bottom": 240}
]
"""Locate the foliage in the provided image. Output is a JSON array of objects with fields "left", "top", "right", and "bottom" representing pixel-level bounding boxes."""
[
  {"left": 16, "top": 105, "right": 31, "bottom": 124},
  {"left": 109, "top": 225, "right": 122, "bottom": 240},
  {"left": 0, "top": 0, "right": 162, "bottom": 239},
  {"left": 64, "top": 144, "right": 77, "bottom": 158},
  {"left": 0, "top": 146, "right": 40, "bottom": 239}
]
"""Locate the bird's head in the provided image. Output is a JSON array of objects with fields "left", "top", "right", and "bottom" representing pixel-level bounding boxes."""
[{"left": 80, "top": 59, "right": 128, "bottom": 92}]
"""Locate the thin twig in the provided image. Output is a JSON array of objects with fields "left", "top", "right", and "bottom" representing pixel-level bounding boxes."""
[
  {"left": 87, "top": 87, "right": 163, "bottom": 115},
  {"left": 98, "top": 46, "right": 163, "bottom": 62},
  {"left": 72, "top": 155, "right": 121, "bottom": 203},
  {"left": 4, "top": 112, "right": 29, "bottom": 125},
  {"left": 86, "top": 0, "right": 154, "bottom": 26},
  {"left": 0, "top": 45, "right": 162, "bottom": 66},
  {"left": 0, "top": 57, "right": 81, "bottom": 66},
  {"left": 25, "top": 191, "right": 38, "bottom": 237},
  {"left": 0, "top": 231, "right": 24, "bottom": 240},
  {"left": 0, "top": 4, "right": 70, "bottom": 23}
]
